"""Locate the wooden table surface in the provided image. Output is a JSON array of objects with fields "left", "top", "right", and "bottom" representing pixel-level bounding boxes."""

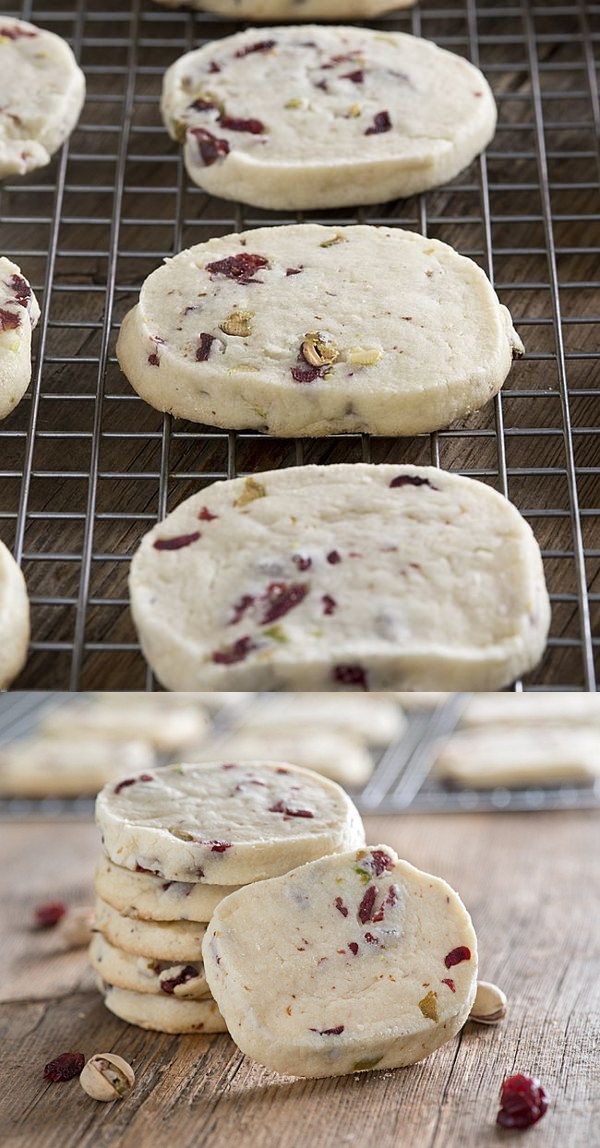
[{"left": 2, "top": 811, "right": 598, "bottom": 1148}]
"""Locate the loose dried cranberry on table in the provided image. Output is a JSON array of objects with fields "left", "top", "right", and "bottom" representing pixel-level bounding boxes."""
[
  {"left": 189, "top": 127, "right": 230, "bottom": 166},
  {"left": 43, "top": 1052, "right": 85, "bottom": 1082},
  {"left": 0, "top": 307, "right": 20, "bottom": 330},
  {"left": 444, "top": 946, "right": 471, "bottom": 968},
  {"left": 220, "top": 115, "right": 265, "bottom": 134},
  {"left": 332, "top": 664, "right": 369, "bottom": 690},
  {"left": 34, "top": 901, "right": 67, "bottom": 928},
  {"left": 153, "top": 531, "right": 201, "bottom": 551},
  {"left": 261, "top": 581, "right": 308, "bottom": 624},
  {"left": 390, "top": 474, "right": 436, "bottom": 490},
  {"left": 206, "top": 252, "right": 269, "bottom": 284},
  {"left": 160, "top": 965, "right": 198, "bottom": 995},
  {"left": 235, "top": 39, "right": 276, "bottom": 58},
  {"left": 496, "top": 1074, "right": 549, "bottom": 1129},
  {"left": 365, "top": 110, "right": 392, "bottom": 136},
  {"left": 212, "top": 635, "right": 257, "bottom": 664},
  {"left": 8, "top": 273, "right": 31, "bottom": 306}
]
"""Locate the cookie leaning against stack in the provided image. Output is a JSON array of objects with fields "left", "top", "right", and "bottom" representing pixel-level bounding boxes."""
[{"left": 91, "top": 760, "right": 365, "bottom": 1033}]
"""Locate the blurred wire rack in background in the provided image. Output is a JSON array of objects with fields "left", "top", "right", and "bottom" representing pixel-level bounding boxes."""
[{"left": 0, "top": 0, "right": 598, "bottom": 690}]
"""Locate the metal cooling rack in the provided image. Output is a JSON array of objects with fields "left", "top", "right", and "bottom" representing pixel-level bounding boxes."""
[{"left": 0, "top": 0, "right": 598, "bottom": 690}]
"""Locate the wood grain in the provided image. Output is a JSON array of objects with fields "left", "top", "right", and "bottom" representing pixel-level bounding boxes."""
[{"left": 1, "top": 813, "right": 599, "bottom": 1147}]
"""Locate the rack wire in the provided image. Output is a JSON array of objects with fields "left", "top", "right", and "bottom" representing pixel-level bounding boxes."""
[{"left": 0, "top": 0, "right": 598, "bottom": 691}]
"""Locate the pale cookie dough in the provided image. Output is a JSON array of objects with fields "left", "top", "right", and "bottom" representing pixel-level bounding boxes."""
[
  {"left": 94, "top": 897, "right": 206, "bottom": 962},
  {"left": 0, "top": 258, "right": 40, "bottom": 420},
  {"left": 243, "top": 694, "right": 405, "bottom": 745},
  {"left": 0, "top": 540, "right": 29, "bottom": 689},
  {"left": 89, "top": 932, "right": 211, "bottom": 999},
  {"left": 117, "top": 224, "right": 523, "bottom": 438},
  {"left": 129, "top": 464, "right": 550, "bottom": 692},
  {"left": 95, "top": 854, "right": 239, "bottom": 923},
  {"left": 0, "top": 17, "right": 85, "bottom": 178},
  {"left": 188, "top": 730, "right": 374, "bottom": 787},
  {"left": 434, "top": 726, "right": 600, "bottom": 789},
  {"left": 393, "top": 693, "right": 451, "bottom": 710},
  {"left": 161, "top": 26, "right": 495, "bottom": 210},
  {"left": 153, "top": 0, "right": 415, "bottom": 21},
  {"left": 96, "top": 760, "right": 365, "bottom": 884},
  {"left": 0, "top": 738, "right": 154, "bottom": 798},
  {"left": 203, "top": 844, "right": 478, "bottom": 1078},
  {"left": 460, "top": 692, "right": 600, "bottom": 729},
  {"left": 40, "top": 698, "right": 208, "bottom": 752},
  {"left": 99, "top": 981, "right": 227, "bottom": 1033}
]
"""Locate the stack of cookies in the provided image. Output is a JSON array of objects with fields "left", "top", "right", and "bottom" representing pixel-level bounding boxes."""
[{"left": 90, "top": 760, "right": 365, "bottom": 1034}]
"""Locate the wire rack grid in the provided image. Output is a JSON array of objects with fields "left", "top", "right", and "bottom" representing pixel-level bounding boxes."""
[{"left": 0, "top": 0, "right": 598, "bottom": 691}]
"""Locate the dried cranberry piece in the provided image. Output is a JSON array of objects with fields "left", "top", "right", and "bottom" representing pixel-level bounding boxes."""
[
  {"left": 365, "top": 110, "right": 392, "bottom": 136},
  {"left": 204, "top": 841, "right": 232, "bottom": 852},
  {"left": 209, "top": 61, "right": 221, "bottom": 73},
  {"left": 268, "top": 800, "right": 314, "bottom": 818},
  {"left": 43, "top": 1052, "right": 85, "bottom": 1082},
  {"left": 147, "top": 352, "right": 160, "bottom": 367},
  {"left": 372, "top": 884, "right": 398, "bottom": 922},
  {"left": 333, "top": 664, "right": 369, "bottom": 691},
  {"left": 389, "top": 474, "right": 436, "bottom": 490},
  {"left": 261, "top": 581, "right": 308, "bottom": 624},
  {"left": 206, "top": 252, "right": 269, "bottom": 284},
  {"left": 364, "top": 932, "right": 378, "bottom": 944},
  {"left": 327, "top": 550, "right": 341, "bottom": 565},
  {"left": 341, "top": 70, "right": 364, "bottom": 83},
  {"left": 153, "top": 531, "right": 201, "bottom": 551},
  {"left": 291, "top": 364, "right": 321, "bottom": 383},
  {"left": 286, "top": 267, "right": 303, "bottom": 276},
  {"left": 114, "top": 777, "right": 136, "bottom": 794},
  {"left": 0, "top": 24, "right": 36, "bottom": 39},
  {"left": 136, "top": 863, "right": 158, "bottom": 874},
  {"left": 292, "top": 554, "right": 311, "bottom": 571},
  {"left": 348, "top": 942, "right": 359, "bottom": 955},
  {"left": 160, "top": 965, "right": 198, "bottom": 995},
  {"left": 497, "top": 1075, "right": 549, "bottom": 1130},
  {"left": 189, "top": 127, "right": 230, "bottom": 166},
  {"left": 220, "top": 115, "right": 265, "bottom": 134},
  {"left": 322, "top": 594, "right": 337, "bottom": 616},
  {"left": 198, "top": 506, "right": 218, "bottom": 521},
  {"left": 196, "top": 332, "right": 215, "bottom": 361},
  {"left": 368, "top": 850, "right": 394, "bottom": 877},
  {"left": 309, "top": 1025, "right": 344, "bottom": 1035},
  {"left": 8, "top": 273, "right": 31, "bottom": 307},
  {"left": 230, "top": 593, "right": 255, "bottom": 625},
  {"left": 335, "top": 897, "right": 348, "bottom": 918},
  {"left": 444, "top": 946, "right": 471, "bottom": 968},
  {"left": 189, "top": 97, "right": 218, "bottom": 113},
  {"left": 235, "top": 39, "right": 276, "bottom": 57},
  {"left": 0, "top": 307, "right": 20, "bottom": 330},
  {"left": 212, "top": 636, "right": 257, "bottom": 664},
  {"left": 358, "top": 885, "right": 377, "bottom": 924},
  {"left": 441, "top": 978, "right": 456, "bottom": 992},
  {"left": 34, "top": 901, "right": 67, "bottom": 928}
]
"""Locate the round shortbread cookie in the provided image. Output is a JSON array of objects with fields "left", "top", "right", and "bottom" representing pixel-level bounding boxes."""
[
  {"left": 99, "top": 981, "right": 227, "bottom": 1033},
  {"left": 188, "top": 731, "right": 374, "bottom": 787},
  {"left": 95, "top": 854, "right": 239, "bottom": 922},
  {"left": 459, "top": 692, "right": 600, "bottom": 729},
  {"left": 434, "top": 725, "right": 600, "bottom": 789},
  {"left": 117, "top": 224, "right": 522, "bottom": 438},
  {"left": 152, "top": 0, "right": 415, "bottom": 21},
  {"left": 0, "top": 258, "right": 40, "bottom": 421},
  {"left": 242, "top": 694, "right": 405, "bottom": 746},
  {"left": 95, "top": 761, "right": 365, "bottom": 883},
  {"left": 94, "top": 897, "right": 206, "bottom": 962},
  {"left": 0, "top": 738, "right": 154, "bottom": 798},
  {"left": 128, "top": 464, "right": 550, "bottom": 693},
  {"left": 161, "top": 26, "right": 495, "bottom": 210},
  {"left": 0, "top": 17, "right": 85, "bottom": 178},
  {"left": 89, "top": 932, "right": 211, "bottom": 999},
  {"left": 40, "top": 699, "right": 208, "bottom": 752},
  {"left": 203, "top": 844, "right": 478, "bottom": 1078},
  {"left": 0, "top": 540, "right": 29, "bottom": 689}
]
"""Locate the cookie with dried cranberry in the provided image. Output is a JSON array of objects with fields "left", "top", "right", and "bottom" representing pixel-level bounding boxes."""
[
  {"left": 94, "top": 897, "right": 207, "bottom": 962},
  {"left": 153, "top": 0, "right": 414, "bottom": 21},
  {"left": 0, "top": 540, "right": 29, "bottom": 689},
  {"left": 0, "top": 17, "right": 85, "bottom": 178},
  {"left": 95, "top": 761, "right": 365, "bottom": 884},
  {"left": 95, "top": 854, "right": 240, "bottom": 923},
  {"left": 116, "top": 223, "right": 522, "bottom": 437},
  {"left": 99, "top": 981, "right": 227, "bottom": 1033},
  {"left": 0, "top": 258, "right": 40, "bottom": 421},
  {"left": 89, "top": 932, "right": 211, "bottom": 999},
  {"left": 203, "top": 844, "right": 478, "bottom": 1077},
  {"left": 161, "top": 25, "right": 495, "bottom": 210},
  {"left": 128, "top": 463, "right": 550, "bottom": 692}
]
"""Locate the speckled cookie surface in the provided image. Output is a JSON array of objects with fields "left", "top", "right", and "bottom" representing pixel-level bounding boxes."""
[
  {"left": 89, "top": 932, "right": 211, "bottom": 999},
  {"left": 117, "top": 224, "right": 522, "bottom": 438},
  {"left": 153, "top": 0, "right": 414, "bottom": 20},
  {"left": 128, "top": 463, "right": 550, "bottom": 693},
  {"left": 95, "top": 854, "right": 240, "bottom": 922},
  {"left": 95, "top": 761, "right": 365, "bottom": 883},
  {"left": 0, "top": 258, "right": 40, "bottom": 420},
  {"left": 203, "top": 844, "right": 478, "bottom": 1078},
  {"left": 161, "top": 26, "right": 495, "bottom": 209},
  {"left": 0, "top": 540, "right": 29, "bottom": 689},
  {"left": 0, "top": 738, "right": 154, "bottom": 798},
  {"left": 0, "top": 17, "right": 85, "bottom": 177},
  {"left": 100, "top": 982, "right": 227, "bottom": 1033},
  {"left": 94, "top": 897, "right": 207, "bottom": 962}
]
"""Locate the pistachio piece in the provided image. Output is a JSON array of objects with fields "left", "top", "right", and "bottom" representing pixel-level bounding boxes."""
[
  {"left": 302, "top": 332, "right": 339, "bottom": 368},
  {"left": 219, "top": 310, "right": 254, "bottom": 337},
  {"left": 347, "top": 347, "right": 383, "bottom": 367},
  {"left": 320, "top": 233, "right": 347, "bottom": 248},
  {"left": 235, "top": 477, "right": 267, "bottom": 507},
  {"left": 80, "top": 1054, "right": 135, "bottom": 1102},
  {"left": 469, "top": 981, "right": 508, "bottom": 1025},
  {"left": 57, "top": 907, "right": 94, "bottom": 949},
  {"left": 347, "top": 104, "right": 362, "bottom": 118},
  {"left": 285, "top": 97, "right": 307, "bottom": 110}
]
